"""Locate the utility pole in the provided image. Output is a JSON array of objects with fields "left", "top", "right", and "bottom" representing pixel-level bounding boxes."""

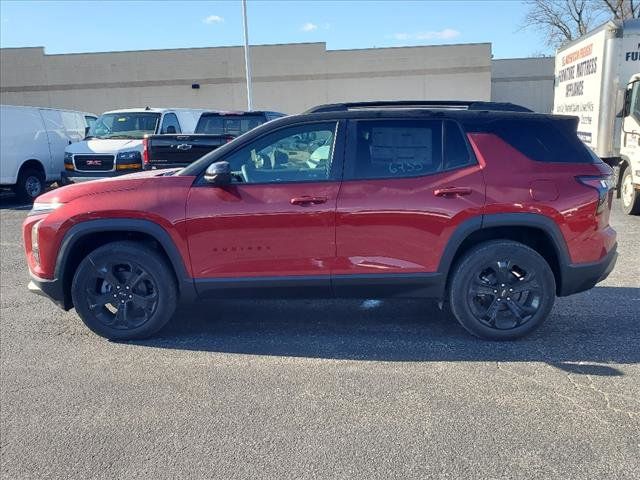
[{"left": 241, "top": 0, "right": 253, "bottom": 111}]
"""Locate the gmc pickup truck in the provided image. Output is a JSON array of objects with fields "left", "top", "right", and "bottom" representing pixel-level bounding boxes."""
[{"left": 144, "top": 110, "right": 285, "bottom": 170}]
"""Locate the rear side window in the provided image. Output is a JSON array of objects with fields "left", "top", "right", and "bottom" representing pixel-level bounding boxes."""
[
  {"left": 160, "top": 113, "right": 181, "bottom": 134},
  {"left": 444, "top": 121, "right": 472, "bottom": 169},
  {"left": 196, "top": 114, "right": 266, "bottom": 135},
  {"left": 468, "top": 118, "right": 595, "bottom": 163},
  {"left": 348, "top": 120, "right": 443, "bottom": 179}
]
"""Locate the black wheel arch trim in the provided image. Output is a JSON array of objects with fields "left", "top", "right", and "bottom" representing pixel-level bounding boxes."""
[
  {"left": 438, "top": 212, "right": 576, "bottom": 295},
  {"left": 55, "top": 218, "right": 196, "bottom": 309}
]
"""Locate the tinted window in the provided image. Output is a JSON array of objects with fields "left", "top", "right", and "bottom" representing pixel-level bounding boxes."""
[
  {"left": 84, "top": 115, "right": 97, "bottom": 129},
  {"left": 467, "top": 118, "right": 594, "bottom": 163},
  {"left": 223, "top": 122, "right": 337, "bottom": 184},
  {"left": 196, "top": 114, "right": 266, "bottom": 135},
  {"left": 160, "top": 113, "right": 181, "bottom": 134},
  {"left": 350, "top": 120, "right": 443, "bottom": 179},
  {"left": 631, "top": 81, "right": 640, "bottom": 118},
  {"left": 89, "top": 112, "right": 161, "bottom": 139},
  {"left": 444, "top": 121, "right": 472, "bottom": 169}
]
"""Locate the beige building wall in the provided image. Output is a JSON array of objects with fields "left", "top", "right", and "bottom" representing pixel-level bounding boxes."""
[
  {"left": 1, "top": 42, "right": 491, "bottom": 115},
  {"left": 491, "top": 57, "right": 555, "bottom": 113}
]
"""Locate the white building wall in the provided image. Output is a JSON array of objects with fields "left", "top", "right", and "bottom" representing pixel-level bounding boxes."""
[
  {"left": 1, "top": 42, "right": 491, "bottom": 115},
  {"left": 491, "top": 57, "right": 555, "bottom": 113}
]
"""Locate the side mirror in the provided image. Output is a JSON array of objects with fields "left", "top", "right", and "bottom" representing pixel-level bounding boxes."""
[{"left": 204, "top": 161, "right": 231, "bottom": 185}]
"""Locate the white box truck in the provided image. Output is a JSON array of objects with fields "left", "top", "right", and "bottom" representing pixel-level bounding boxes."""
[{"left": 553, "top": 19, "right": 640, "bottom": 214}]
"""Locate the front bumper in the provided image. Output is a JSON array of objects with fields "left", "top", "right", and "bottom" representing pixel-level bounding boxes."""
[
  {"left": 559, "top": 244, "right": 618, "bottom": 296},
  {"left": 61, "top": 169, "right": 140, "bottom": 183},
  {"left": 28, "top": 273, "right": 70, "bottom": 310}
]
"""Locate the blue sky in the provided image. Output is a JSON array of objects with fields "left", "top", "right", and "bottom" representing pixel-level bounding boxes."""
[{"left": 0, "top": 0, "right": 551, "bottom": 59}]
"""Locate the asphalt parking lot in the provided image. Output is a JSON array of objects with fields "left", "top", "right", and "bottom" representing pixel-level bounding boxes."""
[{"left": 1, "top": 192, "right": 639, "bottom": 480}]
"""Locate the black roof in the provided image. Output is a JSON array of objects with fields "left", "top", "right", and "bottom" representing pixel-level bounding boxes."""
[{"left": 305, "top": 100, "right": 533, "bottom": 114}]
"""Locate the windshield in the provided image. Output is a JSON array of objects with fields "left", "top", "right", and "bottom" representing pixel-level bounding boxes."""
[
  {"left": 195, "top": 114, "right": 266, "bottom": 136},
  {"left": 88, "top": 112, "right": 161, "bottom": 139}
]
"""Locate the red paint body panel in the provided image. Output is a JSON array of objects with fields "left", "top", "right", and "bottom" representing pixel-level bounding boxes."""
[
  {"left": 22, "top": 125, "right": 617, "bottom": 295},
  {"left": 23, "top": 171, "right": 195, "bottom": 279},
  {"left": 185, "top": 182, "right": 340, "bottom": 278},
  {"left": 468, "top": 133, "right": 616, "bottom": 264},
  {"left": 334, "top": 165, "right": 485, "bottom": 274}
]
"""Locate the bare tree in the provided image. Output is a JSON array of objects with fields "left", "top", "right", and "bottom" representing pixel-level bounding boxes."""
[
  {"left": 597, "top": 0, "right": 640, "bottom": 19},
  {"left": 522, "top": 0, "right": 639, "bottom": 50}
]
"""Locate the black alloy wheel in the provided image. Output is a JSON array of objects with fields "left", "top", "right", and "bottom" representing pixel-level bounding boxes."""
[
  {"left": 72, "top": 241, "right": 177, "bottom": 340},
  {"left": 449, "top": 240, "right": 556, "bottom": 340}
]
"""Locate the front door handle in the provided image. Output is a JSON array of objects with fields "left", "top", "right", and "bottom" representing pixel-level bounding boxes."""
[
  {"left": 434, "top": 187, "right": 472, "bottom": 197},
  {"left": 290, "top": 196, "right": 328, "bottom": 206}
]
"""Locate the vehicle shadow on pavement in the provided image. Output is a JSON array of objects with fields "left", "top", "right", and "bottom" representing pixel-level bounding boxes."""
[
  {"left": 134, "top": 286, "right": 640, "bottom": 375},
  {"left": 0, "top": 192, "right": 33, "bottom": 211}
]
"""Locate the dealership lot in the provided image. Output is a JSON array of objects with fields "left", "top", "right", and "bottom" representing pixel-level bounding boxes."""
[{"left": 1, "top": 194, "right": 639, "bottom": 479}]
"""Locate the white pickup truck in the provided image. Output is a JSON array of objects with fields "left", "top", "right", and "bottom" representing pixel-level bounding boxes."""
[
  {"left": 62, "top": 107, "right": 205, "bottom": 183},
  {"left": 553, "top": 19, "right": 640, "bottom": 214}
]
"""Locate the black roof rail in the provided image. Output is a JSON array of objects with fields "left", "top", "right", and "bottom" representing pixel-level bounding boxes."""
[{"left": 304, "top": 100, "right": 533, "bottom": 114}]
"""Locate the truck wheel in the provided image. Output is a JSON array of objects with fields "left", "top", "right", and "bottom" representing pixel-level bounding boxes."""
[
  {"left": 621, "top": 168, "right": 640, "bottom": 215},
  {"left": 448, "top": 240, "right": 556, "bottom": 340},
  {"left": 13, "top": 168, "right": 45, "bottom": 202},
  {"left": 71, "top": 241, "right": 177, "bottom": 340}
]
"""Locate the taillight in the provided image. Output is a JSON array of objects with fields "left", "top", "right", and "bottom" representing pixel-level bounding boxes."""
[
  {"left": 142, "top": 136, "right": 150, "bottom": 168},
  {"left": 576, "top": 175, "right": 614, "bottom": 214}
]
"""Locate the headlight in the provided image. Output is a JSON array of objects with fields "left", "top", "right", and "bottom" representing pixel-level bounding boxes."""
[
  {"left": 116, "top": 150, "right": 142, "bottom": 162},
  {"left": 64, "top": 152, "right": 73, "bottom": 163},
  {"left": 28, "top": 202, "right": 64, "bottom": 216},
  {"left": 32, "top": 220, "right": 42, "bottom": 264}
]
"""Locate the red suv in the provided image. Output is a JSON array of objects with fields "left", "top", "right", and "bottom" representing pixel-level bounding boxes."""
[{"left": 23, "top": 101, "right": 617, "bottom": 341}]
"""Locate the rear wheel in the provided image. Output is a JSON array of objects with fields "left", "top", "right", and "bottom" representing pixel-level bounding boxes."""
[
  {"left": 621, "top": 168, "right": 640, "bottom": 215},
  {"left": 71, "top": 241, "right": 177, "bottom": 340},
  {"left": 449, "top": 240, "right": 556, "bottom": 340},
  {"left": 13, "top": 167, "right": 45, "bottom": 202}
]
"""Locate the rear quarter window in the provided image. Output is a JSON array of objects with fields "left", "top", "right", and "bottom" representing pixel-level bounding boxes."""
[{"left": 466, "top": 118, "right": 595, "bottom": 164}]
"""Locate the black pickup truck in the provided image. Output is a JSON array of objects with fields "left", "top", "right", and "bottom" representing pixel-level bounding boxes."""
[{"left": 144, "top": 110, "right": 285, "bottom": 169}]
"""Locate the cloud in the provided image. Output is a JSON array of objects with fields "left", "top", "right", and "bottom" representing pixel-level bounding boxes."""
[
  {"left": 392, "top": 28, "right": 460, "bottom": 41},
  {"left": 203, "top": 15, "right": 224, "bottom": 24},
  {"left": 301, "top": 22, "right": 318, "bottom": 32}
]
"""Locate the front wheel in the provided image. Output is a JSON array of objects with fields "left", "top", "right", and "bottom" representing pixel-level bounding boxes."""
[
  {"left": 449, "top": 240, "right": 556, "bottom": 340},
  {"left": 71, "top": 241, "right": 177, "bottom": 340},
  {"left": 621, "top": 168, "right": 640, "bottom": 215},
  {"left": 13, "top": 168, "right": 45, "bottom": 202}
]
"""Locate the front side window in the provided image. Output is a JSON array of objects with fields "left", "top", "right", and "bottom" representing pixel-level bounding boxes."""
[
  {"left": 349, "top": 120, "right": 443, "bottom": 179},
  {"left": 88, "top": 112, "right": 161, "bottom": 139},
  {"left": 222, "top": 122, "right": 337, "bottom": 184},
  {"left": 631, "top": 81, "right": 640, "bottom": 118}
]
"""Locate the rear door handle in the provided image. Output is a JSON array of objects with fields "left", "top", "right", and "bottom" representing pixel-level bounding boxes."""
[
  {"left": 434, "top": 187, "right": 472, "bottom": 197},
  {"left": 290, "top": 196, "right": 328, "bottom": 206}
]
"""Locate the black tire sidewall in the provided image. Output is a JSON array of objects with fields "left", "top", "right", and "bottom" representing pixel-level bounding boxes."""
[
  {"left": 71, "top": 241, "right": 177, "bottom": 340},
  {"left": 449, "top": 241, "right": 556, "bottom": 340},
  {"left": 15, "top": 168, "right": 45, "bottom": 202},
  {"left": 621, "top": 169, "right": 640, "bottom": 215}
]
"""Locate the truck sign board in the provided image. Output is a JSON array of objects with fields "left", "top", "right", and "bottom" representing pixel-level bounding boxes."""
[{"left": 553, "top": 28, "right": 606, "bottom": 150}]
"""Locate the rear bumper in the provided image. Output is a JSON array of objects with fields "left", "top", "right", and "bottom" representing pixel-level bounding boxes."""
[
  {"left": 559, "top": 243, "right": 618, "bottom": 296},
  {"left": 61, "top": 169, "right": 140, "bottom": 183},
  {"left": 28, "top": 273, "right": 70, "bottom": 310}
]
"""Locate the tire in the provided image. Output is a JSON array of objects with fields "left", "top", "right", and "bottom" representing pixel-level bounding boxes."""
[
  {"left": 71, "top": 241, "right": 177, "bottom": 340},
  {"left": 448, "top": 240, "right": 556, "bottom": 340},
  {"left": 13, "top": 167, "right": 45, "bottom": 202},
  {"left": 621, "top": 167, "right": 640, "bottom": 215}
]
